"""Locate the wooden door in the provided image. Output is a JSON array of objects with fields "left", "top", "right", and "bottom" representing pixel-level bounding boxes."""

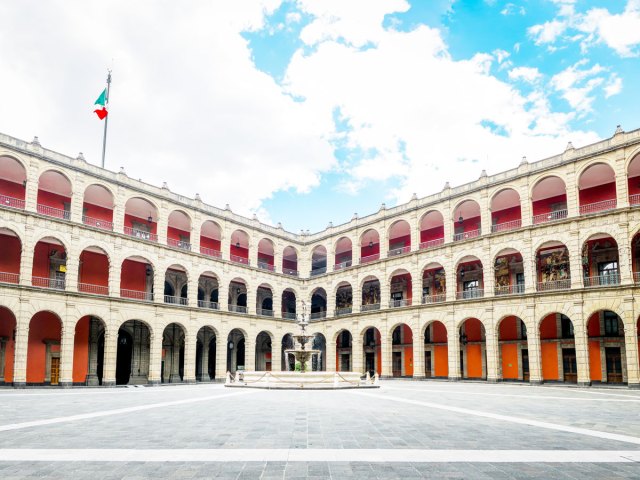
[
  {"left": 392, "top": 352, "right": 402, "bottom": 377},
  {"left": 562, "top": 348, "right": 577, "bottom": 383},
  {"left": 605, "top": 347, "right": 623, "bottom": 384},
  {"left": 521, "top": 349, "right": 529, "bottom": 381},
  {"left": 50, "top": 357, "right": 60, "bottom": 385},
  {"left": 425, "top": 351, "right": 432, "bottom": 378}
]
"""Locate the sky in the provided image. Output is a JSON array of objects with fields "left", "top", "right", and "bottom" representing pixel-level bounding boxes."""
[{"left": 0, "top": 0, "right": 639, "bottom": 233}]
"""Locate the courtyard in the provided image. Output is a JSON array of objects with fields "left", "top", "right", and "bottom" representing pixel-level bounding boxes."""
[{"left": 0, "top": 381, "right": 638, "bottom": 478}]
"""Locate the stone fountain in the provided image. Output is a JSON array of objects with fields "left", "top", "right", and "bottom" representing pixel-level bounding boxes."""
[{"left": 226, "top": 303, "right": 379, "bottom": 390}]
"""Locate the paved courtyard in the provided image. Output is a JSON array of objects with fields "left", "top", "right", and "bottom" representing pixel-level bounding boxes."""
[{"left": 0, "top": 380, "right": 639, "bottom": 479}]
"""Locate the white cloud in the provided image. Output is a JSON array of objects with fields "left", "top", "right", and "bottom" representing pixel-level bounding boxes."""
[
  {"left": 500, "top": 3, "right": 526, "bottom": 16},
  {"left": 508, "top": 66, "right": 542, "bottom": 83},
  {"left": 604, "top": 75, "right": 623, "bottom": 98},
  {"left": 528, "top": 19, "right": 567, "bottom": 45},
  {"left": 550, "top": 61, "right": 608, "bottom": 113}
]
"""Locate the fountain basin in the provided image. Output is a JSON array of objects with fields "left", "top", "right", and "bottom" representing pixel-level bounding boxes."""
[{"left": 225, "top": 371, "right": 379, "bottom": 390}]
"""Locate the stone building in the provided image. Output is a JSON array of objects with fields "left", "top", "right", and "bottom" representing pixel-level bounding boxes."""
[{"left": 0, "top": 127, "right": 639, "bottom": 388}]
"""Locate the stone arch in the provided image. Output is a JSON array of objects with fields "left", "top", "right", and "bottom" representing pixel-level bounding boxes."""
[{"left": 27, "top": 310, "right": 63, "bottom": 384}]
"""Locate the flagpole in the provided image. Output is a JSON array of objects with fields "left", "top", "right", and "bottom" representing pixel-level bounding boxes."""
[{"left": 100, "top": 71, "right": 112, "bottom": 168}]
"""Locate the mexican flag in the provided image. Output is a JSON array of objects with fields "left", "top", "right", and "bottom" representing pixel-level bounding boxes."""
[{"left": 94, "top": 88, "right": 108, "bottom": 120}]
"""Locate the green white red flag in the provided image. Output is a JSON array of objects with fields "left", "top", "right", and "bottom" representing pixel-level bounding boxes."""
[{"left": 94, "top": 88, "right": 108, "bottom": 120}]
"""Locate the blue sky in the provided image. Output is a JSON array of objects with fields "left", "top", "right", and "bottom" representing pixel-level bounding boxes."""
[{"left": 1, "top": 0, "right": 639, "bottom": 234}]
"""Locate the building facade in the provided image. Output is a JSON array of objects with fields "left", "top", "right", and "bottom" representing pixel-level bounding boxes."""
[{"left": 0, "top": 128, "right": 640, "bottom": 388}]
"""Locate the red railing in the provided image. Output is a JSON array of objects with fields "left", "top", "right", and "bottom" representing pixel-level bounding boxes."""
[
  {"left": 167, "top": 238, "right": 191, "bottom": 250},
  {"left": 78, "top": 283, "right": 109, "bottom": 295},
  {"left": 0, "top": 271, "right": 19, "bottom": 284},
  {"left": 123, "top": 227, "right": 158, "bottom": 242},
  {"left": 579, "top": 198, "right": 616, "bottom": 215},
  {"left": 0, "top": 194, "right": 25, "bottom": 210},
  {"left": 360, "top": 253, "right": 380, "bottom": 264},
  {"left": 82, "top": 215, "right": 113, "bottom": 231},
  {"left": 32, "top": 276, "right": 65, "bottom": 290},
  {"left": 37, "top": 204, "right": 70, "bottom": 220},
  {"left": 491, "top": 219, "right": 521, "bottom": 233},
  {"left": 120, "top": 288, "right": 153, "bottom": 301},
  {"left": 419, "top": 238, "right": 444, "bottom": 250},
  {"left": 630, "top": 194, "right": 640, "bottom": 206},
  {"left": 230, "top": 254, "right": 249, "bottom": 265},
  {"left": 200, "top": 246, "right": 222, "bottom": 258},
  {"left": 388, "top": 246, "right": 411, "bottom": 257},
  {"left": 453, "top": 229, "right": 480, "bottom": 242},
  {"left": 532, "top": 209, "right": 567, "bottom": 225}
]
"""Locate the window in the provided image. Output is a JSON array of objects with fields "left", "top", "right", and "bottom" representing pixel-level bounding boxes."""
[
  {"left": 515, "top": 273, "right": 525, "bottom": 293},
  {"left": 463, "top": 280, "right": 480, "bottom": 299},
  {"left": 521, "top": 322, "right": 527, "bottom": 340},
  {"left": 604, "top": 311, "right": 620, "bottom": 336},
  {"left": 561, "top": 314, "right": 574, "bottom": 339},
  {"left": 392, "top": 328, "right": 401, "bottom": 345},
  {"left": 424, "top": 325, "right": 431, "bottom": 344},
  {"left": 598, "top": 261, "right": 619, "bottom": 284},
  {"left": 365, "top": 328, "right": 375, "bottom": 346}
]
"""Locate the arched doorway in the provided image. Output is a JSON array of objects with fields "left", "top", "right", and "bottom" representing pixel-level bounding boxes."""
[
  {"left": 336, "top": 330, "right": 352, "bottom": 372},
  {"left": 0, "top": 306, "right": 16, "bottom": 384},
  {"left": 587, "top": 310, "right": 625, "bottom": 384},
  {"left": 27, "top": 311, "right": 62, "bottom": 385},
  {"left": 498, "top": 316, "right": 528, "bottom": 381},
  {"left": 116, "top": 320, "right": 151, "bottom": 385},
  {"left": 363, "top": 327, "right": 381, "bottom": 377},
  {"left": 74, "top": 316, "right": 106, "bottom": 385},
  {"left": 459, "top": 318, "right": 486, "bottom": 379},
  {"left": 424, "top": 321, "right": 448, "bottom": 378},
  {"left": 539, "top": 313, "right": 576, "bottom": 383},
  {"left": 162, "top": 323, "right": 185, "bottom": 383},
  {"left": 195, "top": 326, "right": 216, "bottom": 381},
  {"left": 391, "top": 324, "right": 413, "bottom": 377},
  {"left": 255, "top": 331, "right": 272, "bottom": 371},
  {"left": 227, "top": 329, "right": 245, "bottom": 374},
  {"left": 312, "top": 333, "right": 326, "bottom": 371}
]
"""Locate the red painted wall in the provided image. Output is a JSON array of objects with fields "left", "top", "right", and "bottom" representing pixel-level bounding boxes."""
[
  {"left": 79, "top": 251, "right": 109, "bottom": 286},
  {"left": 434, "top": 345, "right": 448, "bottom": 377},
  {"left": 579, "top": 182, "right": 616, "bottom": 205},
  {"left": 541, "top": 342, "right": 559, "bottom": 380},
  {"left": 72, "top": 316, "right": 90, "bottom": 383},
  {"left": 121, "top": 259, "right": 148, "bottom": 291},
  {"left": 587, "top": 313, "right": 600, "bottom": 337},
  {"left": 26, "top": 312, "right": 61, "bottom": 383},
  {"left": 464, "top": 318, "right": 483, "bottom": 342},
  {"left": 627, "top": 176, "right": 640, "bottom": 196},
  {"left": 230, "top": 244, "right": 249, "bottom": 260},
  {"left": 167, "top": 226, "right": 190, "bottom": 242},
  {"left": 389, "top": 234, "right": 410, "bottom": 248},
  {"left": 200, "top": 236, "right": 221, "bottom": 252},
  {"left": 588, "top": 341, "right": 602, "bottom": 382},
  {"left": 82, "top": 202, "right": 113, "bottom": 222},
  {"left": 540, "top": 314, "right": 558, "bottom": 339},
  {"left": 283, "top": 258, "right": 298, "bottom": 270},
  {"left": 360, "top": 242, "right": 380, "bottom": 258},
  {"left": 258, "top": 253, "right": 274, "bottom": 266},
  {"left": 32, "top": 242, "right": 62, "bottom": 279},
  {"left": 0, "top": 234, "right": 21, "bottom": 274},
  {"left": 420, "top": 225, "right": 444, "bottom": 243},
  {"left": 491, "top": 205, "right": 521, "bottom": 225},
  {"left": 532, "top": 194, "right": 567, "bottom": 216},
  {"left": 432, "top": 321, "right": 447, "bottom": 343},
  {"left": 334, "top": 251, "right": 351, "bottom": 264},
  {"left": 466, "top": 344, "right": 483, "bottom": 378},
  {"left": 455, "top": 216, "right": 481, "bottom": 234},
  {"left": 0, "top": 308, "right": 16, "bottom": 382},
  {"left": 0, "top": 178, "right": 25, "bottom": 200},
  {"left": 36, "top": 190, "right": 70, "bottom": 210},
  {"left": 499, "top": 316, "right": 519, "bottom": 341},
  {"left": 124, "top": 214, "right": 157, "bottom": 235},
  {"left": 501, "top": 344, "right": 519, "bottom": 379}
]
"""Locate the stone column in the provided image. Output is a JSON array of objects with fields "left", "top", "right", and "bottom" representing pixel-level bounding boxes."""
[
  {"left": 154, "top": 269, "right": 165, "bottom": 304},
  {"left": 113, "top": 195, "right": 125, "bottom": 234},
  {"left": 12, "top": 320, "right": 29, "bottom": 387},
  {"left": 249, "top": 240, "right": 258, "bottom": 268},
  {"left": 187, "top": 276, "right": 198, "bottom": 308},
  {"left": 380, "top": 331, "right": 392, "bottom": 377},
  {"left": 519, "top": 184, "right": 532, "bottom": 227},
  {"left": 614, "top": 153, "right": 629, "bottom": 208},
  {"left": 326, "top": 334, "right": 336, "bottom": 372},
  {"left": 565, "top": 164, "right": 579, "bottom": 218},
  {"left": 148, "top": 331, "right": 162, "bottom": 385},
  {"left": 617, "top": 222, "right": 632, "bottom": 284},
  {"left": 244, "top": 334, "right": 255, "bottom": 372},
  {"left": 157, "top": 203, "right": 168, "bottom": 246},
  {"left": 102, "top": 329, "right": 117, "bottom": 387},
  {"left": 109, "top": 262, "right": 120, "bottom": 297},
  {"left": 65, "top": 254, "right": 79, "bottom": 292},
  {"left": 58, "top": 322, "right": 75, "bottom": 387},
  {"left": 326, "top": 289, "right": 336, "bottom": 318},
  {"left": 169, "top": 340, "right": 181, "bottom": 383},
  {"left": 622, "top": 303, "right": 639, "bottom": 388},
  {"left": 448, "top": 320, "right": 461, "bottom": 380},
  {"left": 245, "top": 286, "right": 255, "bottom": 315},
  {"left": 190, "top": 223, "right": 200, "bottom": 254},
  {"left": 19, "top": 239, "right": 34, "bottom": 287},
  {"left": 69, "top": 177, "right": 84, "bottom": 224},
  {"left": 272, "top": 291, "right": 282, "bottom": 318},
  {"left": 271, "top": 336, "right": 282, "bottom": 372},
  {"left": 479, "top": 193, "right": 490, "bottom": 237},
  {"left": 215, "top": 331, "right": 228, "bottom": 380},
  {"left": 573, "top": 315, "right": 591, "bottom": 387},
  {"left": 445, "top": 257, "right": 456, "bottom": 302},
  {"left": 412, "top": 323, "right": 425, "bottom": 378},
  {"left": 183, "top": 332, "right": 196, "bottom": 383},
  {"left": 523, "top": 237, "right": 537, "bottom": 294},
  {"left": 485, "top": 326, "right": 500, "bottom": 382},
  {"left": 568, "top": 230, "right": 582, "bottom": 289},
  {"left": 218, "top": 281, "right": 229, "bottom": 312},
  {"left": 351, "top": 332, "right": 363, "bottom": 374}
]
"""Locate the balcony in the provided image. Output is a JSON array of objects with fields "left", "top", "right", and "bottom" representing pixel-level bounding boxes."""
[
  {"left": 82, "top": 215, "right": 113, "bottom": 231},
  {"left": 32, "top": 276, "right": 65, "bottom": 290},
  {"left": 335, "top": 307, "right": 352, "bottom": 316},
  {"left": 630, "top": 194, "right": 640, "bottom": 206},
  {"left": 228, "top": 304, "right": 248, "bottom": 314},
  {"left": 334, "top": 260, "right": 352, "bottom": 271},
  {"left": 0, "top": 271, "right": 19, "bottom": 284},
  {"left": 309, "top": 311, "right": 326, "bottom": 320},
  {"left": 532, "top": 209, "right": 567, "bottom": 225},
  {"left": 388, "top": 246, "right": 411, "bottom": 257},
  {"left": 583, "top": 274, "right": 620, "bottom": 288},
  {"left": 164, "top": 295, "right": 188, "bottom": 306},
  {"left": 78, "top": 283, "right": 109, "bottom": 296},
  {"left": 282, "top": 268, "right": 299, "bottom": 277},
  {"left": 491, "top": 219, "right": 521, "bottom": 233},
  {"left": 258, "top": 262, "right": 275, "bottom": 272},
  {"left": 310, "top": 267, "right": 327, "bottom": 277},
  {"left": 422, "top": 294, "right": 446, "bottom": 304},
  {"left": 419, "top": 238, "right": 444, "bottom": 250},
  {"left": 536, "top": 279, "right": 571, "bottom": 292},
  {"left": 453, "top": 229, "right": 480, "bottom": 242},
  {"left": 579, "top": 199, "right": 616, "bottom": 216},
  {"left": 282, "top": 312, "right": 297, "bottom": 320},
  {"left": 167, "top": 238, "right": 191, "bottom": 251},
  {"left": 456, "top": 289, "right": 484, "bottom": 300},
  {"left": 37, "top": 204, "right": 70, "bottom": 220},
  {"left": 360, "top": 253, "right": 380, "bottom": 265},
  {"left": 494, "top": 284, "right": 525, "bottom": 296},
  {"left": 120, "top": 288, "right": 153, "bottom": 301},
  {"left": 390, "top": 299, "right": 411, "bottom": 308},
  {"left": 230, "top": 254, "right": 249, "bottom": 265},
  {"left": 124, "top": 227, "right": 158, "bottom": 242},
  {"left": 361, "top": 303, "right": 380, "bottom": 312},
  {"left": 198, "top": 300, "right": 219, "bottom": 310},
  {"left": 200, "top": 246, "right": 222, "bottom": 258},
  {"left": 0, "top": 194, "right": 25, "bottom": 210},
  {"left": 257, "top": 308, "right": 274, "bottom": 317},
  {"left": 635, "top": 272, "right": 640, "bottom": 284}
]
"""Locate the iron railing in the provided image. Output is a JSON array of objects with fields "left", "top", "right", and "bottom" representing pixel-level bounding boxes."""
[
  {"left": 167, "top": 238, "right": 191, "bottom": 250},
  {"left": 0, "top": 194, "right": 25, "bottom": 210},
  {"left": 309, "top": 311, "right": 327, "bottom": 320},
  {"left": 630, "top": 193, "right": 640, "bottom": 206},
  {"left": 360, "top": 253, "right": 380, "bottom": 264},
  {"left": 536, "top": 279, "right": 571, "bottom": 291},
  {"left": 494, "top": 284, "right": 525, "bottom": 296},
  {"left": 361, "top": 303, "right": 380, "bottom": 312},
  {"left": 78, "top": 282, "right": 109, "bottom": 295},
  {"left": 456, "top": 289, "right": 484, "bottom": 300},
  {"left": 200, "top": 246, "right": 222, "bottom": 258},
  {"left": 257, "top": 308, "right": 274, "bottom": 317},
  {"left": 388, "top": 246, "right": 411, "bottom": 257},
  {"left": 335, "top": 307, "right": 353, "bottom": 316},
  {"left": 37, "top": 204, "right": 70, "bottom": 220},
  {"left": 0, "top": 271, "right": 19, "bottom": 284},
  {"left": 198, "top": 300, "right": 219, "bottom": 310},
  {"left": 164, "top": 295, "right": 188, "bottom": 306},
  {"left": 453, "top": 229, "right": 480, "bottom": 242},
  {"left": 334, "top": 260, "right": 353, "bottom": 271},
  {"left": 230, "top": 254, "right": 249, "bottom": 265},
  {"left": 310, "top": 267, "right": 327, "bottom": 276},
  {"left": 532, "top": 209, "right": 567, "bottom": 225},
  {"left": 491, "top": 219, "right": 521, "bottom": 233},
  {"left": 422, "top": 294, "right": 446, "bottom": 304},
  {"left": 419, "top": 238, "right": 444, "bottom": 250},
  {"left": 82, "top": 215, "right": 113, "bottom": 231},
  {"left": 228, "top": 304, "right": 248, "bottom": 313},
  {"left": 120, "top": 288, "right": 153, "bottom": 301},
  {"left": 282, "top": 312, "right": 297, "bottom": 320},
  {"left": 282, "top": 268, "right": 299, "bottom": 277},
  {"left": 123, "top": 227, "right": 158, "bottom": 242},
  {"left": 32, "top": 276, "right": 65, "bottom": 290},
  {"left": 579, "top": 198, "right": 616, "bottom": 215},
  {"left": 390, "top": 299, "right": 411, "bottom": 308},
  {"left": 583, "top": 274, "right": 620, "bottom": 287},
  {"left": 258, "top": 262, "right": 275, "bottom": 272}
]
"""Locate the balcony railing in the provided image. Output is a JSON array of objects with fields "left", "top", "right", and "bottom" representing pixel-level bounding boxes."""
[
  {"left": 390, "top": 299, "right": 411, "bottom": 308},
  {"left": 583, "top": 274, "right": 620, "bottom": 288},
  {"left": 579, "top": 199, "right": 616, "bottom": 215},
  {"left": 494, "top": 284, "right": 525, "bottom": 296},
  {"left": 198, "top": 300, "right": 219, "bottom": 310},
  {"left": 230, "top": 254, "right": 249, "bottom": 265},
  {"left": 456, "top": 289, "right": 484, "bottom": 300},
  {"left": 532, "top": 209, "right": 567, "bottom": 225},
  {"left": 635, "top": 272, "right": 640, "bottom": 284},
  {"left": 282, "top": 268, "right": 299, "bottom": 277},
  {"left": 78, "top": 282, "right": 109, "bottom": 296},
  {"left": 360, "top": 253, "right": 380, "bottom": 264},
  {"left": 164, "top": 295, "right": 188, "bottom": 306},
  {"left": 32, "top": 276, "right": 65, "bottom": 290},
  {"left": 82, "top": 215, "right": 113, "bottom": 231},
  {"left": 200, "top": 246, "right": 222, "bottom": 258},
  {"left": 258, "top": 262, "right": 275, "bottom": 272},
  {"left": 630, "top": 194, "right": 640, "bottom": 206},
  {"left": 422, "top": 293, "right": 446, "bottom": 304},
  {"left": 536, "top": 279, "right": 571, "bottom": 292},
  {"left": 120, "top": 288, "right": 153, "bottom": 301},
  {"left": 388, "top": 246, "right": 411, "bottom": 257},
  {"left": 310, "top": 267, "right": 327, "bottom": 277},
  {"left": 257, "top": 308, "right": 274, "bottom": 317},
  {"left": 491, "top": 219, "right": 521, "bottom": 233},
  {"left": 37, "top": 204, "right": 70, "bottom": 220},
  {"left": 228, "top": 304, "right": 248, "bottom": 314},
  {"left": 419, "top": 238, "right": 444, "bottom": 250},
  {"left": 453, "top": 229, "right": 480, "bottom": 242},
  {"left": 282, "top": 312, "right": 297, "bottom": 320},
  {"left": 334, "top": 260, "right": 352, "bottom": 271},
  {"left": 309, "top": 311, "right": 326, "bottom": 320},
  {"left": 0, "top": 271, "right": 19, "bottom": 284},
  {"left": 335, "top": 307, "right": 353, "bottom": 316},
  {"left": 124, "top": 227, "right": 158, "bottom": 242},
  {"left": 167, "top": 238, "right": 191, "bottom": 251},
  {"left": 0, "top": 194, "right": 25, "bottom": 210},
  {"left": 361, "top": 303, "right": 380, "bottom": 312}
]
